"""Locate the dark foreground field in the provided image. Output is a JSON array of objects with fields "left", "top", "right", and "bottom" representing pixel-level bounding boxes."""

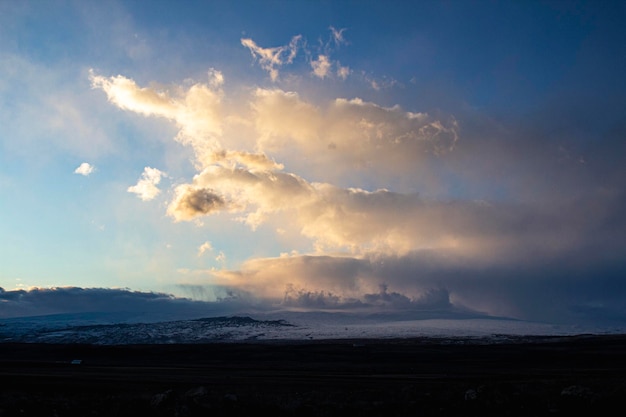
[{"left": 1, "top": 335, "right": 626, "bottom": 416}]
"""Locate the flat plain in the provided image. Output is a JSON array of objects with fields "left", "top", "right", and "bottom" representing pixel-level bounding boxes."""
[{"left": 1, "top": 334, "right": 626, "bottom": 416}]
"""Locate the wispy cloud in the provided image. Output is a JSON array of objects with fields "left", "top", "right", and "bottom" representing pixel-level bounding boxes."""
[
  {"left": 364, "top": 74, "right": 399, "bottom": 91},
  {"left": 336, "top": 64, "right": 351, "bottom": 80},
  {"left": 311, "top": 55, "right": 332, "bottom": 79},
  {"left": 241, "top": 36, "right": 301, "bottom": 81},
  {"left": 242, "top": 29, "right": 352, "bottom": 82},
  {"left": 329, "top": 26, "right": 348, "bottom": 47}
]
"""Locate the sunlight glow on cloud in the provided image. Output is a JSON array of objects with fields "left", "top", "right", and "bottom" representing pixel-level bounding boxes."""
[
  {"left": 82, "top": 22, "right": 626, "bottom": 326},
  {"left": 88, "top": 61, "right": 626, "bottom": 324},
  {"left": 127, "top": 166, "right": 166, "bottom": 201},
  {"left": 74, "top": 162, "right": 95, "bottom": 176},
  {"left": 241, "top": 36, "right": 301, "bottom": 82},
  {"left": 311, "top": 55, "right": 332, "bottom": 78},
  {"left": 336, "top": 64, "right": 351, "bottom": 80},
  {"left": 90, "top": 64, "right": 624, "bottom": 280},
  {"left": 88, "top": 69, "right": 475, "bottom": 258},
  {"left": 2, "top": 1, "right": 625, "bottom": 331},
  {"left": 90, "top": 69, "right": 224, "bottom": 168},
  {"left": 251, "top": 90, "right": 459, "bottom": 174},
  {"left": 241, "top": 29, "right": 351, "bottom": 83},
  {"left": 91, "top": 68, "right": 594, "bottom": 264},
  {"left": 197, "top": 241, "right": 214, "bottom": 257}
]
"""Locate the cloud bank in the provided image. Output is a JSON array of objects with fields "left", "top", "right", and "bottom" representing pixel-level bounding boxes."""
[
  {"left": 83, "top": 32, "right": 626, "bottom": 327},
  {"left": 0, "top": 287, "right": 241, "bottom": 320}
]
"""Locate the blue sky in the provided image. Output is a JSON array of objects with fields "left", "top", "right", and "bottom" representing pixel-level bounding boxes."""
[{"left": 1, "top": 0, "right": 625, "bottom": 328}]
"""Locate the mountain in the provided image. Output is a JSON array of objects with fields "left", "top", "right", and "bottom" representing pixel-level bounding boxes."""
[
  {"left": 0, "top": 315, "right": 292, "bottom": 344},
  {"left": 0, "top": 311, "right": 604, "bottom": 344}
]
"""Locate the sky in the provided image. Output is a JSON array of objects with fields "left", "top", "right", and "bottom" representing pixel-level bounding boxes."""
[{"left": 1, "top": 0, "right": 625, "bottom": 328}]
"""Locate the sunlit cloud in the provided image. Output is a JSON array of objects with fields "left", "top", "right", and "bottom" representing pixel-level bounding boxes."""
[
  {"left": 366, "top": 74, "right": 399, "bottom": 91},
  {"left": 1, "top": 0, "right": 625, "bottom": 333},
  {"left": 127, "top": 166, "right": 166, "bottom": 201},
  {"left": 164, "top": 160, "right": 605, "bottom": 264},
  {"left": 91, "top": 64, "right": 457, "bottom": 186},
  {"left": 242, "top": 30, "right": 350, "bottom": 83},
  {"left": 90, "top": 69, "right": 224, "bottom": 167},
  {"left": 311, "top": 54, "right": 332, "bottom": 78},
  {"left": 336, "top": 64, "right": 351, "bottom": 80},
  {"left": 197, "top": 241, "right": 213, "bottom": 257},
  {"left": 209, "top": 253, "right": 461, "bottom": 313},
  {"left": 215, "top": 251, "right": 226, "bottom": 263},
  {"left": 82, "top": 19, "right": 626, "bottom": 328},
  {"left": 90, "top": 69, "right": 623, "bottom": 274},
  {"left": 92, "top": 69, "right": 590, "bottom": 262},
  {"left": 241, "top": 35, "right": 301, "bottom": 82},
  {"left": 251, "top": 89, "right": 459, "bottom": 175},
  {"left": 74, "top": 162, "right": 95, "bottom": 176}
]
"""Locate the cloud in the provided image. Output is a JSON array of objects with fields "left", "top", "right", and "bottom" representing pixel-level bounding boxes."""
[
  {"left": 311, "top": 55, "right": 332, "bottom": 79},
  {"left": 336, "top": 64, "right": 351, "bottom": 80},
  {"left": 0, "top": 286, "right": 243, "bottom": 320},
  {"left": 207, "top": 250, "right": 626, "bottom": 324},
  {"left": 251, "top": 89, "right": 459, "bottom": 179},
  {"left": 90, "top": 63, "right": 626, "bottom": 327},
  {"left": 92, "top": 72, "right": 623, "bottom": 263},
  {"left": 206, "top": 67, "right": 224, "bottom": 88},
  {"left": 167, "top": 184, "right": 226, "bottom": 221},
  {"left": 128, "top": 166, "right": 166, "bottom": 201},
  {"left": 310, "top": 28, "right": 350, "bottom": 80},
  {"left": 90, "top": 69, "right": 224, "bottom": 167},
  {"left": 366, "top": 75, "right": 399, "bottom": 91},
  {"left": 242, "top": 30, "right": 351, "bottom": 82},
  {"left": 74, "top": 162, "right": 95, "bottom": 176},
  {"left": 204, "top": 150, "right": 284, "bottom": 171},
  {"left": 91, "top": 71, "right": 458, "bottom": 185},
  {"left": 280, "top": 284, "right": 449, "bottom": 312},
  {"left": 197, "top": 241, "right": 213, "bottom": 256},
  {"left": 329, "top": 26, "right": 348, "bottom": 47},
  {"left": 90, "top": 70, "right": 178, "bottom": 118},
  {"left": 215, "top": 251, "right": 226, "bottom": 263},
  {"left": 241, "top": 35, "right": 301, "bottom": 81}
]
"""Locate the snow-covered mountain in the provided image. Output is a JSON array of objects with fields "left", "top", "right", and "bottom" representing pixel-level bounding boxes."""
[
  {"left": 1, "top": 311, "right": 612, "bottom": 344},
  {"left": 0, "top": 315, "right": 292, "bottom": 344}
]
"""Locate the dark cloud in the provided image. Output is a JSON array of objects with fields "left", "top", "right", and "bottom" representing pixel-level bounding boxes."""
[
  {"left": 362, "top": 285, "right": 452, "bottom": 310},
  {"left": 282, "top": 286, "right": 346, "bottom": 309},
  {"left": 0, "top": 287, "right": 240, "bottom": 320},
  {"left": 448, "top": 95, "right": 626, "bottom": 207},
  {"left": 280, "top": 285, "right": 453, "bottom": 312},
  {"left": 168, "top": 186, "right": 226, "bottom": 221},
  {"left": 363, "top": 252, "right": 626, "bottom": 326},
  {"left": 212, "top": 246, "right": 626, "bottom": 327},
  {"left": 180, "top": 188, "right": 225, "bottom": 214}
]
